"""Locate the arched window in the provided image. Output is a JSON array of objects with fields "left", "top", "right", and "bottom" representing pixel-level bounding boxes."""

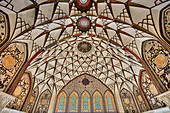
[
  {"left": 120, "top": 88, "right": 138, "bottom": 113},
  {"left": 93, "top": 91, "right": 103, "bottom": 112},
  {"left": 140, "top": 71, "right": 164, "bottom": 109},
  {"left": 56, "top": 91, "right": 67, "bottom": 112},
  {"left": 105, "top": 91, "right": 115, "bottom": 112},
  {"left": 81, "top": 91, "right": 90, "bottom": 112},
  {"left": 69, "top": 91, "right": 78, "bottom": 112},
  {"left": 35, "top": 89, "right": 52, "bottom": 113}
]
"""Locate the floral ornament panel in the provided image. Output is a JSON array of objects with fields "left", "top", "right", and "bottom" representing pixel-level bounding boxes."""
[
  {"left": 0, "top": 12, "right": 9, "bottom": 45},
  {"left": 133, "top": 86, "right": 147, "bottom": 112},
  {"left": 69, "top": 91, "right": 78, "bottom": 112},
  {"left": 56, "top": 91, "right": 67, "bottom": 112},
  {"left": 93, "top": 91, "right": 103, "bottom": 112},
  {"left": 143, "top": 40, "right": 170, "bottom": 89},
  {"left": 81, "top": 91, "right": 90, "bottom": 112},
  {"left": 7, "top": 73, "right": 30, "bottom": 110},
  {"left": 25, "top": 87, "right": 39, "bottom": 113},
  {"left": 0, "top": 43, "right": 26, "bottom": 91},
  {"left": 105, "top": 91, "right": 115, "bottom": 112},
  {"left": 120, "top": 89, "right": 138, "bottom": 113},
  {"left": 141, "top": 71, "right": 165, "bottom": 109},
  {"left": 35, "top": 90, "right": 52, "bottom": 113},
  {"left": 161, "top": 7, "right": 170, "bottom": 42}
]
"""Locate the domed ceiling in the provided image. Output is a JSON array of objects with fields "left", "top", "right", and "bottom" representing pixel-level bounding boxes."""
[{"left": 0, "top": 0, "right": 169, "bottom": 93}]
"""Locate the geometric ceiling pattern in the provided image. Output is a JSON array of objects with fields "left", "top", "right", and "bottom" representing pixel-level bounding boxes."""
[{"left": 0, "top": 0, "right": 169, "bottom": 93}]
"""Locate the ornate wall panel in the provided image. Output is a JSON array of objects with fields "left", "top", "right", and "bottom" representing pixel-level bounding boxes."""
[
  {"left": 161, "top": 6, "right": 170, "bottom": 42},
  {"left": 140, "top": 71, "right": 165, "bottom": 109},
  {"left": 7, "top": 73, "right": 30, "bottom": 110},
  {"left": 56, "top": 91, "right": 67, "bottom": 112},
  {"left": 0, "top": 11, "right": 9, "bottom": 46},
  {"left": 120, "top": 89, "right": 138, "bottom": 113},
  {"left": 25, "top": 87, "right": 39, "bottom": 113},
  {"left": 69, "top": 91, "right": 78, "bottom": 112},
  {"left": 35, "top": 90, "right": 52, "bottom": 113},
  {"left": 105, "top": 91, "right": 115, "bottom": 112},
  {"left": 81, "top": 91, "right": 90, "bottom": 112},
  {"left": 133, "top": 86, "right": 147, "bottom": 112},
  {"left": 143, "top": 40, "right": 170, "bottom": 89},
  {"left": 0, "top": 43, "right": 26, "bottom": 91},
  {"left": 93, "top": 91, "right": 103, "bottom": 112}
]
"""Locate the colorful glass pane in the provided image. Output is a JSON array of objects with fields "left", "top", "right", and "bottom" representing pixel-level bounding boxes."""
[
  {"left": 69, "top": 91, "right": 78, "bottom": 112},
  {"left": 56, "top": 91, "right": 66, "bottom": 112},
  {"left": 81, "top": 91, "right": 90, "bottom": 112},
  {"left": 93, "top": 91, "right": 103, "bottom": 112},
  {"left": 105, "top": 91, "right": 115, "bottom": 111}
]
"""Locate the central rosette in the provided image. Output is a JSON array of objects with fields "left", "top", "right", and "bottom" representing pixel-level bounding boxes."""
[
  {"left": 75, "top": 0, "right": 93, "bottom": 12},
  {"left": 77, "top": 41, "right": 92, "bottom": 53},
  {"left": 77, "top": 17, "right": 91, "bottom": 32}
]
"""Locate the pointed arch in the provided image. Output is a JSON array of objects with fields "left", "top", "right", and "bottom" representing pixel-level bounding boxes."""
[
  {"left": 139, "top": 70, "right": 165, "bottom": 109},
  {"left": 69, "top": 91, "right": 78, "bottom": 112},
  {"left": 7, "top": 72, "right": 31, "bottom": 110},
  {"left": 133, "top": 85, "right": 147, "bottom": 112},
  {"left": 35, "top": 89, "right": 52, "bottom": 113},
  {"left": 25, "top": 87, "right": 39, "bottom": 113},
  {"left": 93, "top": 90, "right": 103, "bottom": 112},
  {"left": 81, "top": 91, "right": 90, "bottom": 112},
  {"left": 120, "top": 88, "right": 138, "bottom": 113},
  {"left": 56, "top": 91, "right": 67, "bottom": 112},
  {"left": 142, "top": 39, "right": 169, "bottom": 90},
  {"left": 105, "top": 90, "right": 115, "bottom": 112}
]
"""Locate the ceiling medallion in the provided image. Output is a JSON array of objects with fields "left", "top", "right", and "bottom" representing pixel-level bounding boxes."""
[
  {"left": 77, "top": 41, "right": 92, "bottom": 53},
  {"left": 82, "top": 78, "right": 90, "bottom": 86},
  {"left": 75, "top": 0, "right": 93, "bottom": 12},
  {"left": 77, "top": 17, "right": 91, "bottom": 32}
]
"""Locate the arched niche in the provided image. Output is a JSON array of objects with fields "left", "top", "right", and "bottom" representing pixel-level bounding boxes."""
[
  {"left": 6, "top": 72, "right": 31, "bottom": 110},
  {"left": 35, "top": 89, "right": 52, "bottom": 113},
  {"left": 133, "top": 85, "right": 148, "bottom": 112},
  {"left": 54, "top": 74, "right": 117, "bottom": 113},
  {"left": 139, "top": 70, "right": 165, "bottom": 109},
  {"left": 25, "top": 87, "right": 39, "bottom": 113},
  {"left": 142, "top": 39, "right": 169, "bottom": 90},
  {"left": 160, "top": 5, "right": 170, "bottom": 43},
  {"left": 120, "top": 88, "right": 138, "bottom": 113},
  {"left": 0, "top": 10, "right": 10, "bottom": 47},
  {"left": 0, "top": 42, "right": 27, "bottom": 91}
]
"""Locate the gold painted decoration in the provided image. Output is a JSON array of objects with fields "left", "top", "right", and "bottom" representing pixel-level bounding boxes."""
[
  {"left": 143, "top": 40, "right": 170, "bottom": 89},
  {"left": 0, "top": 43, "right": 26, "bottom": 91}
]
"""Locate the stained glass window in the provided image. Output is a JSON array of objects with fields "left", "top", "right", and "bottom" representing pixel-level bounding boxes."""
[
  {"left": 81, "top": 91, "right": 90, "bottom": 112},
  {"left": 105, "top": 91, "right": 115, "bottom": 112},
  {"left": 56, "top": 91, "right": 67, "bottom": 112},
  {"left": 93, "top": 91, "right": 103, "bottom": 112},
  {"left": 69, "top": 91, "right": 78, "bottom": 112}
]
